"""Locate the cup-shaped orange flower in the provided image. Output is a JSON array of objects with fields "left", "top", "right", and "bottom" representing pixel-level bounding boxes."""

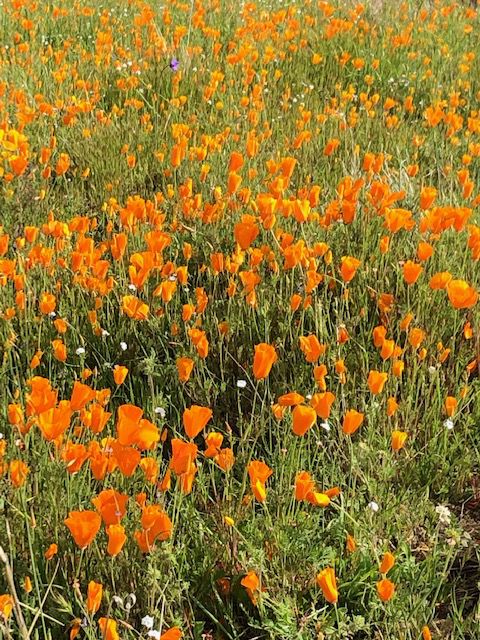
[
  {"left": 253, "top": 343, "right": 278, "bottom": 380},
  {"left": 113, "top": 365, "right": 128, "bottom": 385},
  {"left": 241, "top": 571, "right": 260, "bottom": 605},
  {"left": 446, "top": 279, "right": 478, "bottom": 309},
  {"left": 310, "top": 392, "right": 335, "bottom": 419},
  {"left": 444, "top": 395, "right": 457, "bottom": 417},
  {"left": 379, "top": 552, "right": 395, "bottom": 574},
  {"left": 368, "top": 370, "right": 388, "bottom": 395},
  {"left": 299, "top": 335, "right": 326, "bottom": 363},
  {"left": 340, "top": 256, "right": 361, "bottom": 282},
  {"left": 403, "top": 261, "right": 423, "bottom": 285},
  {"left": 316, "top": 567, "right": 338, "bottom": 604},
  {"left": 391, "top": 431, "right": 408, "bottom": 451},
  {"left": 277, "top": 392, "right": 304, "bottom": 407},
  {"left": 99, "top": 617, "right": 120, "bottom": 640},
  {"left": 248, "top": 460, "right": 273, "bottom": 503},
  {"left": 183, "top": 405, "right": 213, "bottom": 439},
  {"left": 292, "top": 405, "right": 317, "bottom": 436},
  {"left": 106, "top": 524, "right": 127, "bottom": 557},
  {"left": 176, "top": 357, "right": 194, "bottom": 382},
  {"left": 342, "top": 409, "right": 364, "bottom": 435},
  {"left": 87, "top": 581, "right": 102, "bottom": 615},
  {"left": 64, "top": 510, "right": 101, "bottom": 549},
  {"left": 91, "top": 489, "right": 128, "bottom": 526},
  {"left": 377, "top": 578, "right": 395, "bottom": 601}
]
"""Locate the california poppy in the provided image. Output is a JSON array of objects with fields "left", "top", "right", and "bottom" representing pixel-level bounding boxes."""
[
  {"left": 391, "top": 431, "right": 408, "bottom": 451},
  {"left": 292, "top": 405, "right": 317, "bottom": 436},
  {"left": 342, "top": 410, "right": 364, "bottom": 435},
  {"left": 316, "top": 567, "right": 338, "bottom": 604},
  {"left": 183, "top": 405, "right": 213, "bottom": 439},
  {"left": 446, "top": 279, "right": 478, "bottom": 309},
  {"left": 86, "top": 581, "right": 102, "bottom": 615},
  {"left": 379, "top": 552, "right": 395, "bottom": 574},
  {"left": 377, "top": 578, "right": 395, "bottom": 601},
  {"left": 253, "top": 343, "right": 278, "bottom": 379},
  {"left": 64, "top": 510, "right": 101, "bottom": 549},
  {"left": 248, "top": 460, "right": 272, "bottom": 503},
  {"left": 106, "top": 524, "right": 127, "bottom": 557}
]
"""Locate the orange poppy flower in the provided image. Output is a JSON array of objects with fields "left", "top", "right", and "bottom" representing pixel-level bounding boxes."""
[
  {"left": 446, "top": 279, "right": 478, "bottom": 309},
  {"left": 299, "top": 335, "right": 326, "bottom": 363},
  {"left": 92, "top": 489, "right": 128, "bottom": 526},
  {"left": 0, "top": 594, "right": 13, "bottom": 620},
  {"left": 44, "top": 543, "right": 58, "bottom": 560},
  {"left": 368, "top": 370, "right": 388, "bottom": 395},
  {"left": 310, "top": 392, "right": 335, "bottom": 419},
  {"left": 70, "top": 381, "right": 95, "bottom": 412},
  {"left": 252, "top": 343, "right": 278, "bottom": 379},
  {"left": 277, "top": 392, "right": 305, "bottom": 407},
  {"left": 391, "top": 430, "right": 408, "bottom": 451},
  {"left": 98, "top": 617, "right": 120, "bottom": 640},
  {"left": 403, "top": 261, "right": 423, "bottom": 285},
  {"left": 113, "top": 365, "right": 128, "bottom": 385},
  {"left": 379, "top": 552, "right": 395, "bottom": 574},
  {"left": 241, "top": 571, "right": 260, "bottom": 605},
  {"left": 377, "top": 578, "right": 395, "bottom": 601},
  {"left": 342, "top": 410, "right": 364, "bottom": 435},
  {"left": 9, "top": 460, "right": 29, "bottom": 487},
  {"left": 169, "top": 436, "right": 196, "bottom": 471},
  {"left": 292, "top": 405, "right": 317, "bottom": 436},
  {"left": 176, "top": 357, "right": 194, "bottom": 382},
  {"left": 429, "top": 271, "right": 452, "bottom": 290},
  {"left": 316, "top": 567, "right": 338, "bottom": 604},
  {"left": 86, "top": 581, "right": 102, "bottom": 615},
  {"left": 39, "top": 292, "right": 56, "bottom": 315},
  {"left": 121, "top": 295, "right": 149, "bottom": 320},
  {"left": 248, "top": 460, "right": 272, "bottom": 503},
  {"left": 444, "top": 396, "right": 457, "bottom": 417},
  {"left": 183, "top": 405, "right": 213, "bottom": 439},
  {"left": 64, "top": 510, "right": 101, "bottom": 549},
  {"left": 340, "top": 256, "right": 361, "bottom": 282},
  {"left": 106, "top": 524, "right": 127, "bottom": 557}
]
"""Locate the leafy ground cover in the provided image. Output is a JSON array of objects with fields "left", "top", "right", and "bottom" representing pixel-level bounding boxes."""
[{"left": 0, "top": 0, "right": 479, "bottom": 638}]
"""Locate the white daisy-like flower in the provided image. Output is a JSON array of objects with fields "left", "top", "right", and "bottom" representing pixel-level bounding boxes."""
[
  {"left": 154, "top": 407, "right": 166, "bottom": 418},
  {"left": 236, "top": 379, "right": 247, "bottom": 389},
  {"left": 443, "top": 419, "right": 454, "bottom": 430},
  {"left": 147, "top": 631, "right": 160, "bottom": 640},
  {"left": 120, "top": 341, "right": 128, "bottom": 351},
  {"left": 141, "top": 615, "right": 154, "bottom": 629},
  {"left": 49, "top": 311, "right": 56, "bottom": 318},
  {"left": 128, "top": 283, "right": 137, "bottom": 292},
  {"left": 367, "top": 501, "right": 379, "bottom": 512},
  {"left": 75, "top": 347, "right": 85, "bottom": 356},
  {"left": 320, "top": 421, "right": 330, "bottom": 432}
]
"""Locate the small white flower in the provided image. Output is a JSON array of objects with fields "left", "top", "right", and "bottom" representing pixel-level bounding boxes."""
[
  {"left": 120, "top": 341, "right": 128, "bottom": 351},
  {"left": 128, "top": 283, "right": 137, "bottom": 291},
  {"left": 236, "top": 379, "right": 247, "bottom": 389},
  {"left": 0, "top": 433, "right": 3, "bottom": 439},
  {"left": 435, "top": 505, "right": 451, "bottom": 525},
  {"left": 320, "top": 421, "right": 330, "bottom": 432},
  {"left": 367, "top": 501, "right": 379, "bottom": 512},
  {"left": 141, "top": 615, "right": 154, "bottom": 629},
  {"left": 154, "top": 407, "right": 166, "bottom": 418},
  {"left": 147, "top": 631, "right": 160, "bottom": 640},
  {"left": 444, "top": 419, "right": 454, "bottom": 430},
  {"left": 306, "top": 393, "right": 312, "bottom": 400},
  {"left": 49, "top": 311, "right": 56, "bottom": 318},
  {"left": 75, "top": 347, "right": 86, "bottom": 356}
]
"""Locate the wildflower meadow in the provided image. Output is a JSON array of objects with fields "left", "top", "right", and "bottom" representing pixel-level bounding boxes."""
[{"left": 0, "top": 0, "right": 479, "bottom": 638}]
